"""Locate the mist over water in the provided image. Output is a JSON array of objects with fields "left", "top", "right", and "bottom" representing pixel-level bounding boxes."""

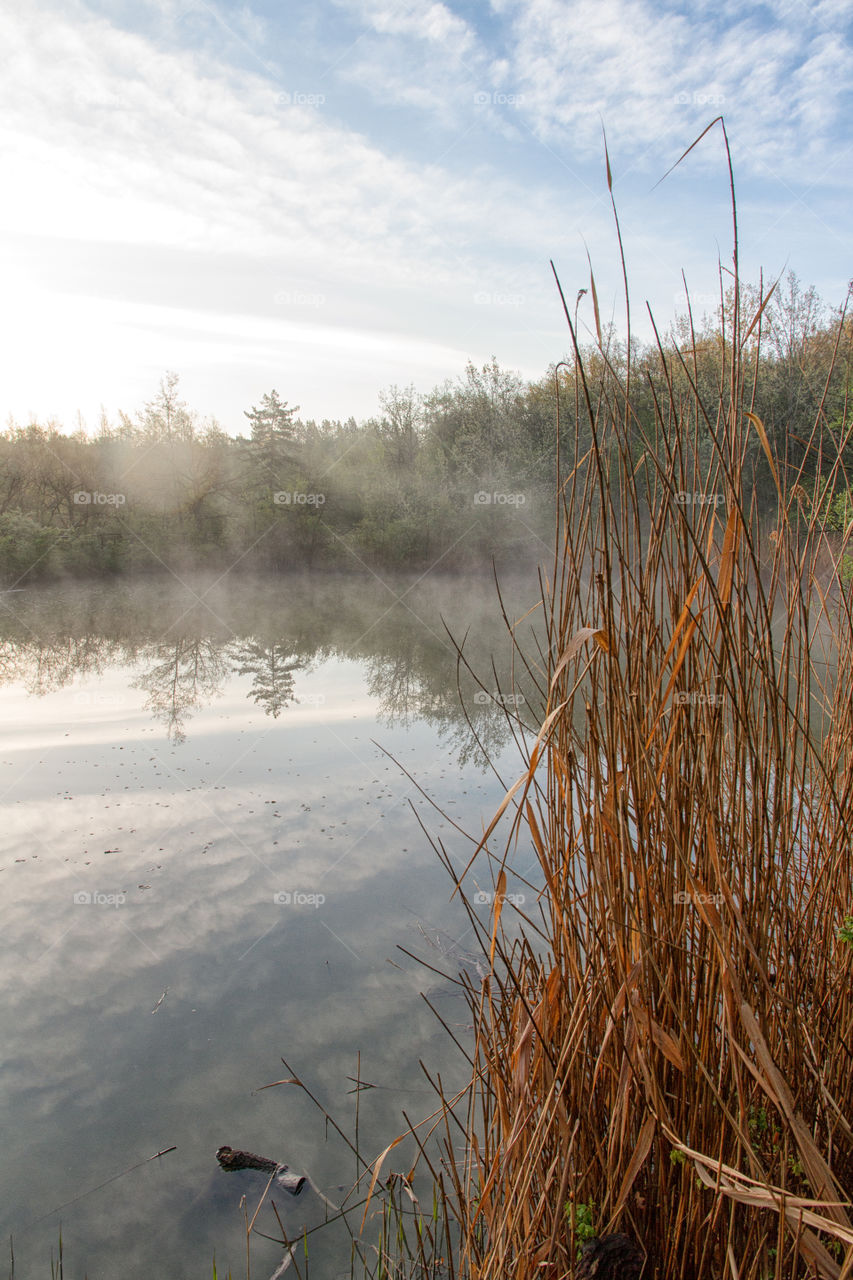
[{"left": 0, "top": 571, "right": 544, "bottom": 1278}]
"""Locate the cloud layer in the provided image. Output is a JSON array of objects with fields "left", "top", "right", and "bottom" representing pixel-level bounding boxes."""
[{"left": 1, "top": 0, "right": 849, "bottom": 427}]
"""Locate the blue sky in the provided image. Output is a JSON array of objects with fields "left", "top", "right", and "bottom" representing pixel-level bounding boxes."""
[{"left": 1, "top": 0, "right": 850, "bottom": 432}]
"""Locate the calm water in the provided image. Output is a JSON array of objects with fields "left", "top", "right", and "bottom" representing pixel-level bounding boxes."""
[{"left": 0, "top": 572, "right": 543, "bottom": 1279}]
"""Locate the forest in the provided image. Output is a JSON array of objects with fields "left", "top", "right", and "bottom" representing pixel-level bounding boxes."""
[{"left": 1, "top": 273, "right": 850, "bottom": 584}]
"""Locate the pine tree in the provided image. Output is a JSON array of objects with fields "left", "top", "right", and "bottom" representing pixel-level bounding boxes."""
[{"left": 243, "top": 391, "right": 300, "bottom": 480}]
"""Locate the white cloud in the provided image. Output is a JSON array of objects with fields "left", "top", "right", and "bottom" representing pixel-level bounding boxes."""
[
  {"left": 327, "top": 0, "right": 852, "bottom": 183},
  {"left": 0, "top": 2, "right": 587, "bottom": 423},
  {"left": 497, "top": 0, "right": 852, "bottom": 178},
  {"left": 327, "top": 0, "right": 492, "bottom": 130},
  {"left": 342, "top": 0, "right": 477, "bottom": 49},
  {"left": 0, "top": 4, "right": 572, "bottom": 265}
]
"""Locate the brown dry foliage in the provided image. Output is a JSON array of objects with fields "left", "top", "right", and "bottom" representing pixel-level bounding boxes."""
[{"left": 417, "top": 168, "right": 853, "bottom": 1280}]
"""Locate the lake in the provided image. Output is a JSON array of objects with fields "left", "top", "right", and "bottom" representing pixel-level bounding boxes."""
[{"left": 0, "top": 571, "right": 544, "bottom": 1279}]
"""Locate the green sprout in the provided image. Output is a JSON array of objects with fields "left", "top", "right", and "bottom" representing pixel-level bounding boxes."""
[{"left": 565, "top": 1200, "right": 597, "bottom": 1260}]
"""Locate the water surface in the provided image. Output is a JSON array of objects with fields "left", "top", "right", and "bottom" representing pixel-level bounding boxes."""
[{"left": 0, "top": 572, "right": 543, "bottom": 1278}]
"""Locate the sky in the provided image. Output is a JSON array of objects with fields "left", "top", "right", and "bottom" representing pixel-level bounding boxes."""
[{"left": 1, "top": 0, "right": 850, "bottom": 433}]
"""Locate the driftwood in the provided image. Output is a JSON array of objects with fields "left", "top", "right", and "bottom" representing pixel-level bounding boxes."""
[{"left": 216, "top": 1145, "right": 306, "bottom": 1194}]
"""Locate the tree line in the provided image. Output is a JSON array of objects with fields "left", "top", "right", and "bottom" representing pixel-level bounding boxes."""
[{"left": 1, "top": 272, "right": 850, "bottom": 585}]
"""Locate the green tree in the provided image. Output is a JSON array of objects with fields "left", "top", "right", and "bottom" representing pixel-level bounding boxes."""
[
  {"left": 376, "top": 384, "right": 422, "bottom": 470},
  {"left": 244, "top": 390, "right": 300, "bottom": 483}
]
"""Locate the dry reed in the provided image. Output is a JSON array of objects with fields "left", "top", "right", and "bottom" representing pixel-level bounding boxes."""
[{"left": 405, "top": 124, "right": 853, "bottom": 1280}]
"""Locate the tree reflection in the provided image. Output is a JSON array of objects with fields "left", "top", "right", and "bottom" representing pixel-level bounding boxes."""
[
  {"left": 132, "top": 638, "right": 230, "bottom": 743},
  {"left": 0, "top": 634, "right": 128, "bottom": 696},
  {"left": 0, "top": 575, "right": 543, "bottom": 763},
  {"left": 229, "top": 640, "right": 306, "bottom": 718}
]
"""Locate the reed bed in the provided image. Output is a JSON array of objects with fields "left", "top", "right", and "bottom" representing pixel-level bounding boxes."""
[{"left": 403, "top": 141, "right": 853, "bottom": 1279}]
